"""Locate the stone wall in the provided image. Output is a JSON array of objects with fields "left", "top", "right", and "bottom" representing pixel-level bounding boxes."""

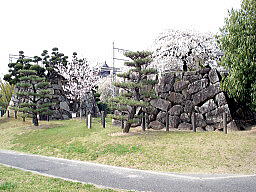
[
  {"left": 49, "top": 83, "right": 72, "bottom": 120},
  {"left": 148, "top": 68, "right": 240, "bottom": 131}
]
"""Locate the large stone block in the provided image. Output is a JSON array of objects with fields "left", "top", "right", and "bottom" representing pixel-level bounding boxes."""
[
  {"left": 180, "top": 113, "right": 190, "bottom": 123},
  {"left": 169, "top": 115, "right": 180, "bottom": 128},
  {"left": 169, "top": 105, "right": 184, "bottom": 116},
  {"left": 198, "top": 99, "right": 217, "bottom": 114},
  {"left": 167, "top": 92, "right": 185, "bottom": 104},
  {"left": 205, "top": 125, "right": 215, "bottom": 131},
  {"left": 159, "top": 93, "right": 169, "bottom": 100},
  {"left": 148, "top": 121, "right": 165, "bottom": 130},
  {"left": 150, "top": 99, "right": 171, "bottom": 111},
  {"left": 174, "top": 80, "right": 189, "bottom": 92},
  {"left": 199, "top": 68, "right": 211, "bottom": 75},
  {"left": 183, "top": 74, "right": 202, "bottom": 83},
  {"left": 209, "top": 68, "right": 220, "bottom": 84},
  {"left": 156, "top": 84, "right": 173, "bottom": 93},
  {"left": 187, "top": 78, "right": 209, "bottom": 95},
  {"left": 60, "top": 101, "right": 70, "bottom": 111},
  {"left": 192, "top": 83, "right": 220, "bottom": 106},
  {"left": 195, "top": 113, "right": 207, "bottom": 128},
  {"left": 227, "top": 120, "right": 240, "bottom": 131},
  {"left": 161, "top": 73, "right": 175, "bottom": 85},
  {"left": 205, "top": 104, "right": 232, "bottom": 124},
  {"left": 183, "top": 100, "right": 194, "bottom": 113},
  {"left": 156, "top": 111, "right": 167, "bottom": 124},
  {"left": 215, "top": 92, "right": 227, "bottom": 107},
  {"left": 178, "top": 122, "right": 193, "bottom": 130}
]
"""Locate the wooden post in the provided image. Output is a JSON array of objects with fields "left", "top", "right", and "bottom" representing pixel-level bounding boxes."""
[
  {"left": 14, "top": 111, "right": 17, "bottom": 119},
  {"left": 85, "top": 111, "right": 88, "bottom": 127},
  {"left": 192, "top": 113, "right": 196, "bottom": 132},
  {"left": 121, "top": 119, "right": 124, "bottom": 129},
  {"left": 80, "top": 98, "right": 83, "bottom": 121},
  {"left": 121, "top": 112, "right": 124, "bottom": 129},
  {"left": 166, "top": 111, "right": 169, "bottom": 132},
  {"left": 22, "top": 112, "right": 25, "bottom": 122},
  {"left": 101, "top": 111, "right": 106, "bottom": 128},
  {"left": 145, "top": 113, "right": 149, "bottom": 129},
  {"left": 141, "top": 112, "right": 146, "bottom": 131},
  {"left": 223, "top": 112, "right": 227, "bottom": 134},
  {"left": 88, "top": 113, "right": 91, "bottom": 129}
]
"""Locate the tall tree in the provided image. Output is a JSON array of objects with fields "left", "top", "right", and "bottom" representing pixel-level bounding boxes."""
[
  {"left": 57, "top": 52, "right": 99, "bottom": 114},
  {"left": 4, "top": 51, "right": 33, "bottom": 85},
  {"left": 110, "top": 51, "right": 158, "bottom": 133},
  {"left": 15, "top": 65, "right": 53, "bottom": 126},
  {"left": 40, "top": 47, "right": 69, "bottom": 80},
  {"left": 218, "top": 0, "right": 256, "bottom": 110},
  {"left": 152, "top": 29, "right": 222, "bottom": 72}
]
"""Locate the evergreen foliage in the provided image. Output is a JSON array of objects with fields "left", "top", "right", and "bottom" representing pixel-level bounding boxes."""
[
  {"left": 40, "top": 47, "right": 69, "bottom": 80},
  {"left": 110, "top": 51, "right": 158, "bottom": 133},
  {"left": 218, "top": 0, "right": 256, "bottom": 110},
  {"left": 15, "top": 66, "right": 53, "bottom": 126},
  {"left": 4, "top": 51, "right": 33, "bottom": 85}
]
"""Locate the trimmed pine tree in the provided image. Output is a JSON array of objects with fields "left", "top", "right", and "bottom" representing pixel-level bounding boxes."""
[
  {"left": 110, "top": 51, "right": 158, "bottom": 133},
  {"left": 15, "top": 66, "right": 53, "bottom": 126}
]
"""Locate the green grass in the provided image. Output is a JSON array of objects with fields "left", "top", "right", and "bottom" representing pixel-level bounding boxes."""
[
  {"left": 0, "top": 115, "right": 256, "bottom": 174},
  {"left": 0, "top": 165, "right": 121, "bottom": 192}
]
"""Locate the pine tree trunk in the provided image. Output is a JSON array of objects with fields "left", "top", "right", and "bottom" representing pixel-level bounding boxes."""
[
  {"left": 123, "top": 122, "right": 131, "bottom": 133},
  {"left": 32, "top": 114, "right": 39, "bottom": 126},
  {"left": 123, "top": 107, "right": 136, "bottom": 133}
]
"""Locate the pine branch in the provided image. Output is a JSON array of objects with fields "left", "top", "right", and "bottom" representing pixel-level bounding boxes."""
[
  {"left": 140, "top": 68, "right": 158, "bottom": 75},
  {"left": 113, "top": 82, "right": 142, "bottom": 89},
  {"left": 117, "top": 72, "right": 130, "bottom": 79},
  {"left": 110, "top": 96, "right": 149, "bottom": 107},
  {"left": 141, "top": 79, "right": 158, "bottom": 85},
  {"left": 108, "top": 114, "right": 127, "bottom": 121}
]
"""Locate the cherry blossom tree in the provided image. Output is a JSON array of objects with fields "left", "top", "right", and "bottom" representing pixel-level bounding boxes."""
[
  {"left": 151, "top": 29, "right": 223, "bottom": 73},
  {"left": 57, "top": 52, "right": 99, "bottom": 116}
]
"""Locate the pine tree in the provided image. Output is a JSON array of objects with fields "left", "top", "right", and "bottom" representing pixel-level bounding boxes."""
[
  {"left": 110, "top": 51, "right": 158, "bottom": 133},
  {"left": 4, "top": 51, "right": 33, "bottom": 85},
  {"left": 15, "top": 65, "right": 53, "bottom": 126}
]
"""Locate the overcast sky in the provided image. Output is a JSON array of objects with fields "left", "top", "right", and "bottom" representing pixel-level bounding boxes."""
[{"left": 0, "top": 0, "right": 241, "bottom": 78}]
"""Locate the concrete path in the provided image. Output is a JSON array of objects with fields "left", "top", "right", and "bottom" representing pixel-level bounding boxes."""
[{"left": 0, "top": 150, "right": 255, "bottom": 192}]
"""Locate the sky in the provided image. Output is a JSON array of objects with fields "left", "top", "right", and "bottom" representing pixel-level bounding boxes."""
[{"left": 0, "top": 0, "right": 241, "bottom": 78}]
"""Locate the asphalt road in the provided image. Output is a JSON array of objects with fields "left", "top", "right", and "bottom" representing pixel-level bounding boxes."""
[{"left": 0, "top": 150, "right": 255, "bottom": 192}]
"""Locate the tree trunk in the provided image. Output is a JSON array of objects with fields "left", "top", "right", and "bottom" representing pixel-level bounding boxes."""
[
  {"left": 123, "top": 107, "right": 136, "bottom": 133},
  {"left": 123, "top": 122, "right": 131, "bottom": 133},
  {"left": 32, "top": 114, "right": 39, "bottom": 126}
]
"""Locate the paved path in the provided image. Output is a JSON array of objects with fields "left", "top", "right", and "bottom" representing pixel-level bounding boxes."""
[{"left": 0, "top": 150, "right": 255, "bottom": 192}]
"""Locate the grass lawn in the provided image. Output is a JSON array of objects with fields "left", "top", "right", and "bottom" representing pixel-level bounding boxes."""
[
  {"left": 0, "top": 115, "right": 256, "bottom": 175},
  {"left": 0, "top": 164, "right": 120, "bottom": 192}
]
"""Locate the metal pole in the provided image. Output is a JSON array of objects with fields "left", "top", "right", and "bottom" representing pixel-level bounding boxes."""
[{"left": 112, "top": 42, "right": 116, "bottom": 96}]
